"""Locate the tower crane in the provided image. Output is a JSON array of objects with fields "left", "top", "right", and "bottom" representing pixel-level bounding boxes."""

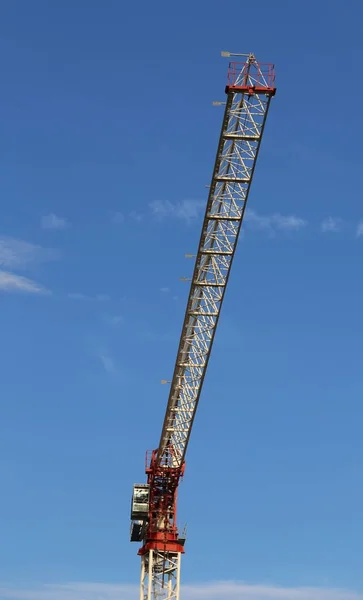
[{"left": 130, "top": 53, "right": 276, "bottom": 600}]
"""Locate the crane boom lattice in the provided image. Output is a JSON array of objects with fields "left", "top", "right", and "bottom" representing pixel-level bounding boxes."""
[
  {"left": 130, "top": 54, "right": 276, "bottom": 600},
  {"left": 158, "top": 58, "right": 275, "bottom": 471}
]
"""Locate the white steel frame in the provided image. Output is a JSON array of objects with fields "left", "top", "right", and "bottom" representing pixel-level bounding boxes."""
[
  {"left": 140, "top": 550, "right": 181, "bottom": 600},
  {"left": 157, "top": 57, "right": 274, "bottom": 469}
]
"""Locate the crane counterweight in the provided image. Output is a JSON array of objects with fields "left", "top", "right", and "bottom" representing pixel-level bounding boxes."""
[{"left": 130, "top": 54, "right": 276, "bottom": 600}]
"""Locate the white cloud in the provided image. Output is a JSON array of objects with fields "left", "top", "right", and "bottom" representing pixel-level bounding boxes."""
[
  {"left": 41, "top": 213, "right": 69, "bottom": 230},
  {"left": 0, "top": 270, "right": 49, "bottom": 294},
  {"left": 0, "top": 581, "right": 361, "bottom": 600},
  {"left": 356, "top": 222, "right": 363, "bottom": 238},
  {"left": 272, "top": 214, "right": 307, "bottom": 230},
  {"left": 109, "top": 210, "right": 143, "bottom": 223},
  {"left": 182, "top": 582, "right": 363, "bottom": 600},
  {"left": 321, "top": 217, "right": 343, "bottom": 233},
  {"left": 0, "top": 236, "right": 58, "bottom": 270},
  {"left": 160, "top": 287, "right": 170, "bottom": 293},
  {"left": 244, "top": 210, "right": 307, "bottom": 235},
  {"left": 103, "top": 314, "right": 123, "bottom": 326},
  {"left": 95, "top": 293, "right": 110, "bottom": 302},
  {"left": 109, "top": 211, "right": 125, "bottom": 224},
  {"left": 67, "top": 292, "right": 86, "bottom": 300},
  {"left": 149, "top": 199, "right": 205, "bottom": 223},
  {"left": 129, "top": 210, "right": 143, "bottom": 222},
  {"left": 96, "top": 349, "right": 118, "bottom": 375},
  {"left": 67, "top": 293, "right": 110, "bottom": 301},
  {"left": 99, "top": 354, "right": 115, "bottom": 374}
]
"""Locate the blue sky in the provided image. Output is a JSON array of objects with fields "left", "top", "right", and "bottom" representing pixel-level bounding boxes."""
[{"left": 0, "top": 0, "right": 362, "bottom": 598}]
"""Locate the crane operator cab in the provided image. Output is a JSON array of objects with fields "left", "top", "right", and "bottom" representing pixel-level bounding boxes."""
[
  {"left": 131, "top": 484, "right": 150, "bottom": 519},
  {"left": 130, "top": 484, "right": 150, "bottom": 542}
]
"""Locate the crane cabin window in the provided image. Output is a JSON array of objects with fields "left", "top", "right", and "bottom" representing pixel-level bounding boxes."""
[{"left": 131, "top": 484, "right": 150, "bottom": 520}]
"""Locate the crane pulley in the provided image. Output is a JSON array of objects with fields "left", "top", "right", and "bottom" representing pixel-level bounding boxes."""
[{"left": 130, "top": 53, "right": 276, "bottom": 600}]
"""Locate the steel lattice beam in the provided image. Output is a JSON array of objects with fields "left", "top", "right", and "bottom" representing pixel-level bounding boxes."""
[
  {"left": 157, "top": 56, "right": 276, "bottom": 470},
  {"left": 140, "top": 550, "right": 181, "bottom": 600}
]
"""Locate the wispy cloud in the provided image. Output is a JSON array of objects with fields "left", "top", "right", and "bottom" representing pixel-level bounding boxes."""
[
  {"left": 0, "top": 581, "right": 361, "bottom": 600},
  {"left": 102, "top": 314, "right": 123, "bottom": 326},
  {"left": 67, "top": 293, "right": 110, "bottom": 302},
  {"left": 244, "top": 209, "right": 307, "bottom": 235},
  {"left": 184, "top": 582, "right": 363, "bottom": 600},
  {"left": 67, "top": 292, "right": 86, "bottom": 300},
  {"left": 95, "top": 293, "right": 109, "bottom": 302},
  {"left": 41, "top": 213, "right": 69, "bottom": 230},
  {"left": 129, "top": 210, "right": 143, "bottom": 222},
  {"left": 0, "top": 271, "right": 49, "bottom": 294},
  {"left": 149, "top": 199, "right": 205, "bottom": 223},
  {"left": 0, "top": 236, "right": 59, "bottom": 270},
  {"left": 109, "top": 211, "right": 125, "bottom": 224},
  {"left": 356, "top": 221, "right": 363, "bottom": 238},
  {"left": 97, "top": 349, "right": 118, "bottom": 375},
  {"left": 160, "top": 287, "right": 178, "bottom": 300},
  {"left": 109, "top": 210, "right": 144, "bottom": 224},
  {"left": 112, "top": 205, "right": 363, "bottom": 243},
  {"left": 321, "top": 217, "right": 343, "bottom": 233}
]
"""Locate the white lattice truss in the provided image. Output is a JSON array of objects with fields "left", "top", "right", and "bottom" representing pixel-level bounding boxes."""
[
  {"left": 140, "top": 550, "right": 181, "bottom": 600},
  {"left": 157, "top": 61, "right": 274, "bottom": 469}
]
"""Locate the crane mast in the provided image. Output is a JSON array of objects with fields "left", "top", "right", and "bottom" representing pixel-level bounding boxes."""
[{"left": 130, "top": 54, "right": 276, "bottom": 600}]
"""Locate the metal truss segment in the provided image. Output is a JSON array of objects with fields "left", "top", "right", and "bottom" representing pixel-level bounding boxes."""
[
  {"left": 157, "top": 58, "right": 275, "bottom": 469},
  {"left": 140, "top": 550, "right": 181, "bottom": 600}
]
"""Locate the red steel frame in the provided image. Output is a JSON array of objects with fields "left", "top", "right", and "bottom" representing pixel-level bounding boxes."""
[
  {"left": 226, "top": 60, "right": 276, "bottom": 96},
  {"left": 138, "top": 450, "right": 185, "bottom": 556}
]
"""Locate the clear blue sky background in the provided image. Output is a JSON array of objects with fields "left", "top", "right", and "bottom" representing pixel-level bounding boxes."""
[{"left": 0, "top": 0, "right": 362, "bottom": 596}]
